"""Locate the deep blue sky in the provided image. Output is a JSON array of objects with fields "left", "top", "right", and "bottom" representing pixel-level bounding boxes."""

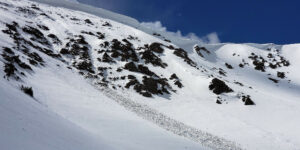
[{"left": 77, "top": 0, "right": 300, "bottom": 44}]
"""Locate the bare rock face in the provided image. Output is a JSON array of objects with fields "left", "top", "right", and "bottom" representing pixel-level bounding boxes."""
[
  {"left": 194, "top": 45, "right": 210, "bottom": 57},
  {"left": 209, "top": 78, "right": 233, "bottom": 95},
  {"left": 125, "top": 75, "right": 172, "bottom": 97},
  {"left": 169, "top": 73, "right": 183, "bottom": 88},
  {"left": 268, "top": 78, "right": 279, "bottom": 83},
  {"left": 173, "top": 48, "right": 197, "bottom": 67},
  {"left": 140, "top": 50, "right": 167, "bottom": 68},
  {"left": 20, "top": 86, "right": 34, "bottom": 97},
  {"left": 225, "top": 63, "right": 233, "bottom": 69},
  {"left": 242, "top": 95, "right": 255, "bottom": 105},
  {"left": 149, "top": 42, "right": 164, "bottom": 53},
  {"left": 277, "top": 72, "right": 285, "bottom": 79}
]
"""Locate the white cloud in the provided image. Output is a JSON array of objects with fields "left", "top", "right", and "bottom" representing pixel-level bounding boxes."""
[
  {"left": 192, "top": 32, "right": 220, "bottom": 44},
  {"left": 205, "top": 32, "right": 220, "bottom": 44},
  {"left": 141, "top": 21, "right": 167, "bottom": 32},
  {"left": 141, "top": 21, "right": 220, "bottom": 44}
]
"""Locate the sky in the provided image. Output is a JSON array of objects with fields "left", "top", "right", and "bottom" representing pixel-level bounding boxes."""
[{"left": 76, "top": 0, "right": 300, "bottom": 44}]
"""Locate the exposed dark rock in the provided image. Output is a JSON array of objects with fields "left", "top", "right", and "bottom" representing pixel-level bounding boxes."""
[
  {"left": 277, "top": 72, "right": 285, "bottom": 79},
  {"left": 96, "top": 32, "right": 105, "bottom": 39},
  {"left": 70, "top": 17, "right": 80, "bottom": 21},
  {"left": 76, "top": 35, "right": 88, "bottom": 45},
  {"left": 125, "top": 75, "right": 172, "bottom": 97},
  {"left": 209, "top": 78, "right": 233, "bottom": 95},
  {"left": 39, "top": 48, "right": 61, "bottom": 58},
  {"left": 22, "top": 26, "right": 50, "bottom": 46},
  {"left": 253, "top": 60, "right": 265, "bottom": 72},
  {"left": 97, "top": 67, "right": 108, "bottom": 72},
  {"left": 39, "top": 13, "right": 50, "bottom": 18},
  {"left": 153, "top": 33, "right": 161, "bottom": 36},
  {"left": 218, "top": 68, "right": 227, "bottom": 76},
  {"left": 48, "top": 34, "right": 62, "bottom": 45},
  {"left": 75, "top": 61, "right": 94, "bottom": 73},
  {"left": 167, "top": 45, "right": 175, "bottom": 50},
  {"left": 173, "top": 48, "right": 197, "bottom": 67},
  {"left": 83, "top": 31, "right": 105, "bottom": 39},
  {"left": 61, "top": 36, "right": 93, "bottom": 73},
  {"left": 169, "top": 73, "right": 179, "bottom": 80},
  {"left": 127, "top": 35, "right": 139, "bottom": 41},
  {"left": 2, "top": 54, "right": 20, "bottom": 64},
  {"left": 281, "top": 57, "right": 290, "bottom": 66},
  {"left": 3, "top": 47, "right": 14, "bottom": 54},
  {"left": 125, "top": 78, "right": 139, "bottom": 89},
  {"left": 28, "top": 59, "right": 38, "bottom": 65},
  {"left": 140, "top": 50, "right": 167, "bottom": 68},
  {"left": 18, "top": 62, "right": 32, "bottom": 70},
  {"left": 102, "top": 22, "right": 112, "bottom": 27},
  {"left": 234, "top": 81, "right": 244, "bottom": 86},
  {"left": 4, "top": 63, "right": 16, "bottom": 77},
  {"left": 60, "top": 48, "right": 69, "bottom": 54},
  {"left": 0, "top": 2, "right": 12, "bottom": 7},
  {"left": 169, "top": 73, "right": 183, "bottom": 88},
  {"left": 31, "top": 4, "right": 40, "bottom": 10},
  {"left": 110, "top": 39, "right": 138, "bottom": 62},
  {"left": 128, "top": 75, "right": 136, "bottom": 80},
  {"left": 194, "top": 45, "right": 210, "bottom": 57},
  {"left": 142, "top": 76, "right": 169, "bottom": 95},
  {"left": 102, "top": 52, "right": 115, "bottom": 63},
  {"left": 174, "top": 80, "right": 183, "bottom": 88},
  {"left": 81, "top": 31, "right": 95, "bottom": 36},
  {"left": 8, "top": 25, "right": 60, "bottom": 59},
  {"left": 116, "top": 68, "right": 122, "bottom": 72},
  {"left": 17, "top": 7, "right": 36, "bottom": 15},
  {"left": 110, "top": 51, "right": 120, "bottom": 58},
  {"left": 164, "top": 39, "right": 171, "bottom": 43},
  {"left": 37, "top": 24, "right": 49, "bottom": 31},
  {"left": 249, "top": 54, "right": 266, "bottom": 72},
  {"left": 268, "top": 78, "right": 279, "bottom": 83},
  {"left": 267, "top": 53, "right": 273, "bottom": 58},
  {"left": 216, "top": 97, "right": 222, "bottom": 104},
  {"left": 21, "top": 85, "right": 33, "bottom": 97},
  {"left": 249, "top": 53, "right": 290, "bottom": 71},
  {"left": 124, "top": 62, "right": 138, "bottom": 72},
  {"left": 149, "top": 42, "right": 164, "bottom": 53},
  {"left": 84, "top": 19, "right": 93, "bottom": 25},
  {"left": 124, "top": 62, "right": 156, "bottom": 76},
  {"left": 137, "top": 65, "right": 157, "bottom": 76},
  {"left": 225, "top": 63, "right": 233, "bottom": 69},
  {"left": 269, "top": 63, "right": 277, "bottom": 69},
  {"left": 122, "top": 39, "right": 133, "bottom": 48},
  {"left": 2, "top": 53, "right": 32, "bottom": 71},
  {"left": 242, "top": 95, "right": 255, "bottom": 105},
  {"left": 100, "top": 41, "right": 109, "bottom": 48},
  {"left": 2, "top": 22, "right": 18, "bottom": 35},
  {"left": 141, "top": 91, "right": 152, "bottom": 97}
]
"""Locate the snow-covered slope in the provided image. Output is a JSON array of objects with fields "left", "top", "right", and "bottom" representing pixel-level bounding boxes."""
[
  {"left": 0, "top": 0, "right": 300, "bottom": 150},
  {"left": 0, "top": 73, "right": 114, "bottom": 150}
]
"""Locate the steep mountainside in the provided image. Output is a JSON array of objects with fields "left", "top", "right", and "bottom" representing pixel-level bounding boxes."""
[{"left": 0, "top": 0, "right": 300, "bottom": 150}]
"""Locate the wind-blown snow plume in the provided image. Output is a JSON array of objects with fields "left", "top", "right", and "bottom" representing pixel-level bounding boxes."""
[{"left": 141, "top": 21, "right": 220, "bottom": 44}]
